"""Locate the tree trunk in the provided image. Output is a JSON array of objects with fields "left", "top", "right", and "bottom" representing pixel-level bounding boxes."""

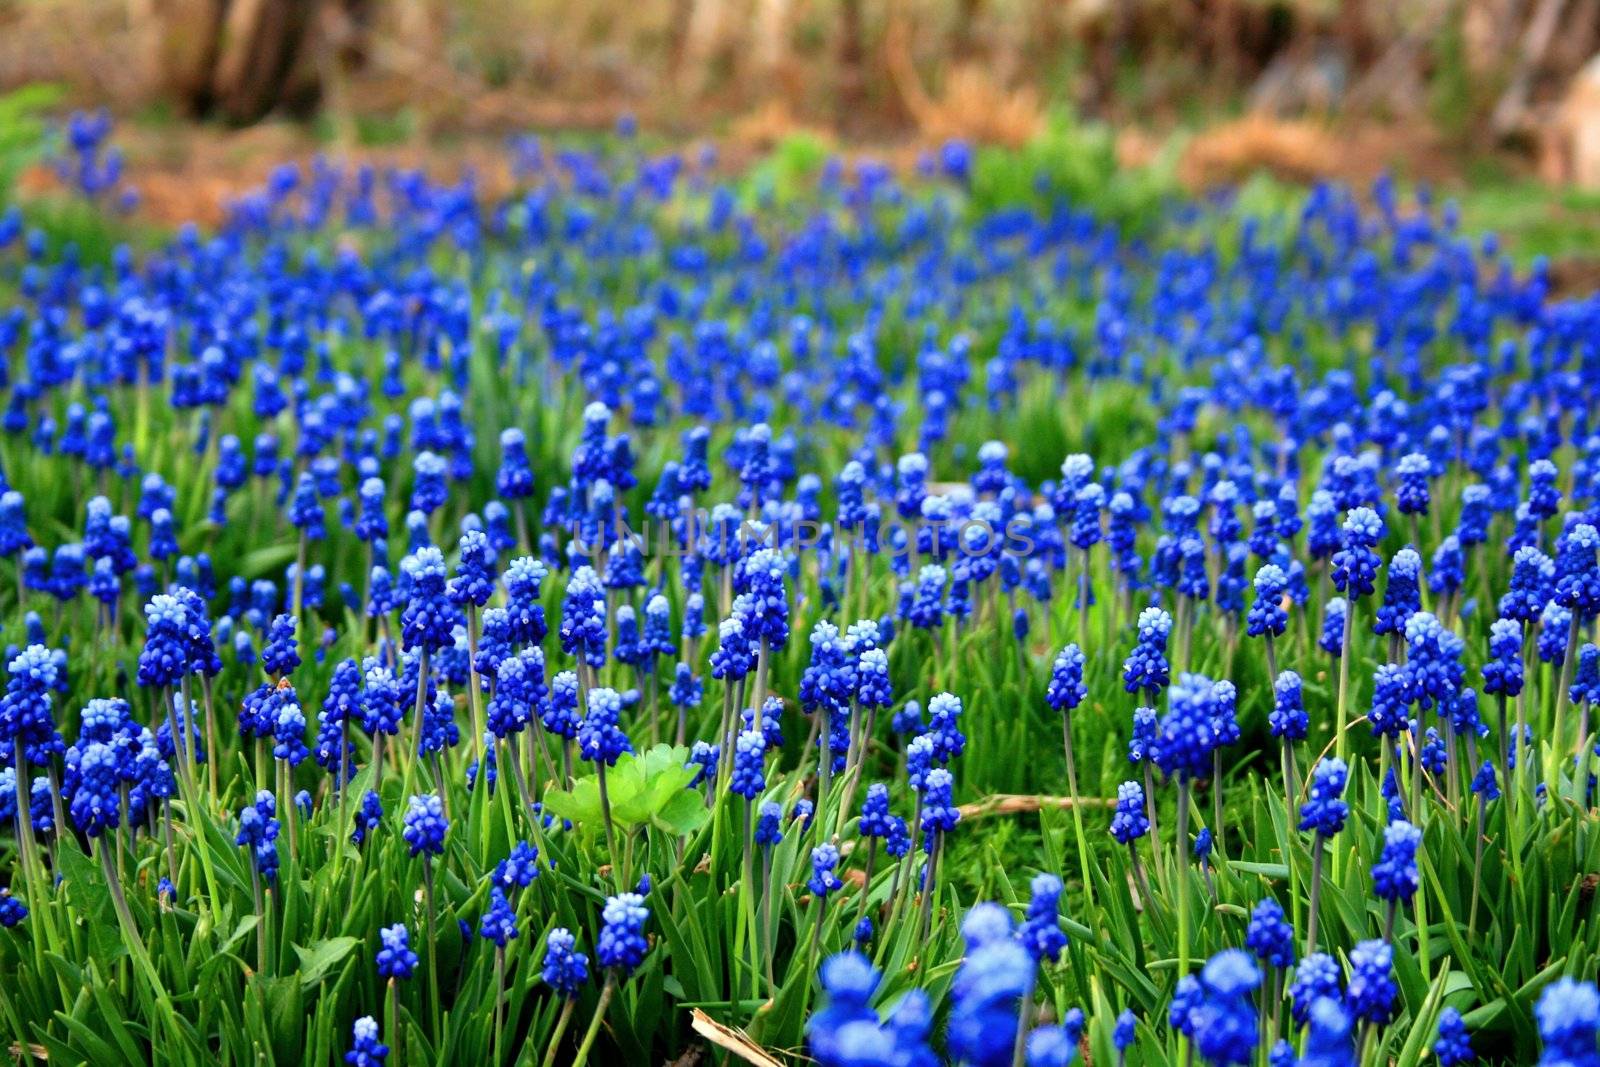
[{"left": 151, "top": 0, "right": 370, "bottom": 124}]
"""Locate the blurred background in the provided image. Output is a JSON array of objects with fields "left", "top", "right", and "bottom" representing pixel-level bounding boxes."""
[{"left": 3, "top": 0, "right": 1600, "bottom": 253}]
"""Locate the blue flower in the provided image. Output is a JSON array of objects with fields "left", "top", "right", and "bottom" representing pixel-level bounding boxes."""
[
  {"left": 493, "top": 840, "right": 542, "bottom": 892},
  {"left": 686, "top": 741, "right": 719, "bottom": 789},
  {"left": 1472, "top": 761, "right": 1501, "bottom": 801},
  {"left": 376, "top": 924, "right": 418, "bottom": 981},
  {"left": 401, "top": 793, "right": 447, "bottom": 858},
  {"left": 1247, "top": 564, "right": 1289, "bottom": 638},
  {"left": 1299, "top": 997, "right": 1356, "bottom": 1067},
  {"left": 446, "top": 530, "right": 495, "bottom": 608},
  {"left": 1113, "top": 1009, "right": 1137, "bottom": 1052},
  {"left": 1191, "top": 949, "right": 1260, "bottom": 1066},
  {"left": 138, "top": 595, "right": 193, "bottom": 689},
  {"left": 1573, "top": 644, "right": 1600, "bottom": 708},
  {"left": 1299, "top": 758, "right": 1349, "bottom": 837},
  {"left": 488, "top": 651, "right": 541, "bottom": 739},
  {"left": 807, "top": 952, "right": 932, "bottom": 1067},
  {"left": 1395, "top": 452, "right": 1431, "bottom": 515},
  {"left": 924, "top": 693, "right": 966, "bottom": 764},
  {"left": 1330, "top": 507, "right": 1384, "bottom": 600},
  {"left": 0, "top": 887, "right": 28, "bottom": 927},
  {"left": 1047, "top": 644, "right": 1087, "bottom": 712},
  {"left": 947, "top": 904, "right": 1034, "bottom": 1067},
  {"left": 578, "top": 687, "right": 631, "bottom": 766},
  {"left": 1110, "top": 780, "right": 1149, "bottom": 844},
  {"left": 504, "top": 556, "right": 549, "bottom": 645},
  {"left": 918, "top": 767, "right": 960, "bottom": 836},
  {"left": 66, "top": 740, "right": 121, "bottom": 837},
  {"left": 1483, "top": 618, "right": 1526, "bottom": 697},
  {"left": 1320, "top": 597, "right": 1349, "bottom": 656},
  {"left": 596, "top": 892, "right": 650, "bottom": 975},
  {"left": 1346, "top": 938, "right": 1398, "bottom": 1025},
  {"left": 400, "top": 548, "right": 463, "bottom": 653},
  {"left": 496, "top": 428, "right": 534, "bottom": 501},
  {"left": 1405, "top": 612, "right": 1465, "bottom": 711},
  {"left": 855, "top": 648, "right": 893, "bottom": 709},
  {"left": 1373, "top": 548, "right": 1422, "bottom": 636},
  {"left": 1123, "top": 607, "right": 1172, "bottom": 696},
  {"left": 739, "top": 548, "right": 790, "bottom": 649},
  {"left": 1170, "top": 974, "right": 1204, "bottom": 1035},
  {"left": 1434, "top": 1006, "right": 1475, "bottom": 1066},
  {"left": 541, "top": 671, "right": 581, "bottom": 740},
  {"left": 541, "top": 928, "right": 589, "bottom": 997},
  {"left": 1020, "top": 873, "right": 1068, "bottom": 963},
  {"left": 1548, "top": 524, "right": 1600, "bottom": 617},
  {"left": 1129, "top": 707, "right": 1157, "bottom": 764},
  {"left": 1245, "top": 898, "right": 1294, "bottom": 969},
  {"left": 355, "top": 478, "right": 388, "bottom": 544},
  {"left": 559, "top": 566, "right": 608, "bottom": 668},
  {"left": 1270, "top": 671, "right": 1308, "bottom": 741},
  {"left": 479, "top": 887, "right": 519, "bottom": 947},
  {"left": 1368, "top": 663, "right": 1410, "bottom": 741},
  {"left": 1289, "top": 952, "right": 1342, "bottom": 1024},
  {"left": 235, "top": 790, "right": 280, "bottom": 883},
  {"left": 2, "top": 644, "right": 63, "bottom": 767},
  {"left": 1371, "top": 819, "right": 1422, "bottom": 903},
  {"left": 1152, "top": 674, "right": 1218, "bottom": 781},
  {"left": 1026, "top": 1026, "right": 1079, "bottom": 1067},
  {"left": 1500, "top": 547, "right": 1553, "bottom": 623},
  {"left": 344, "top": 1016, "right": 387, "bottom": 1067},
  {"left": 755, "top": 800, "right": 784, "bottom": 846},
  {"left": 809, "top": 843, "right": 844, "bottom": 898},
  {"left": 731, "top": 729, "right": 766, "bottom": 799},
  {"left": 351, "top": 790, "right": 383, "bottom": 845},
  {"left": 1536, "top": 976, "right": 1600, "bottom": 1065}
]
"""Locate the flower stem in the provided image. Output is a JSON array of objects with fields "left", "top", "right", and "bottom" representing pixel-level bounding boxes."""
[
  {"left": 1305, "top": 837, "right": 1324, "bottom": 958},
  {"left": 597, "top": 761, "right": 622, "bottom": 891},
  {"left": 571, "top": 973, "right": 616, "bottom": 1067},
  {"left": 1176, "top": 778, "right": 1191, "bottom": 979},
  {"left": 542, "top": 999, "right": 578, "bottom": 1067},
  {"left": 1062, "top": 713, "right": 1098, "bottom": 922}
]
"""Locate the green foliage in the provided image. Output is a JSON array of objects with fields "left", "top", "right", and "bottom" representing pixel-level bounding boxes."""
[
  {"left": 739, "top": 130, "right": 834, "bottom": 208},
  {"left": 967, "top": 111, "right": 1182, "bottom": 233},
  {"left": 0, "top": 83, "right": 62, "bottom": 200}
]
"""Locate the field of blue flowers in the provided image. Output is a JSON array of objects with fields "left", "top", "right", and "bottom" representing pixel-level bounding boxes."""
[{"left": 1, "top": 111, "right": 1599, "bottom": 1066}]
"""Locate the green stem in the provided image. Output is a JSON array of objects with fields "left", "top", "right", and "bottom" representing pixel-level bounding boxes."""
[
  {"left": 571, "top": 973, "right": 616, "bottom": 1067},
  {"left": 542, "top": 999, "right": 578, "bottom": 1067},
  {"left": 1062, "top": 713, "right": 1098, "bottom": 923}
]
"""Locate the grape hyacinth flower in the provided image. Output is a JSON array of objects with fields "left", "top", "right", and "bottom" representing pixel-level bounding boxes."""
[
  {"left": 946, "top": 903, "right": 1034, "bottom": 1067},
  {"left": 376, "top": 923, "right": 418, "bottom": 981},
  {"left": 578, "top": 687, "right": 631, "bottom": 888},
  {"left": 1047, "top": 643, "right": 1097, "bottom": 915},
  {"left": 1331, "top": 507, "right": 1384, "bottom": 769},
  {"left": 916, "top": 766, "right": 960, "bottom": 940},
  {"left": 1019, "top": 873, "right": 1068, "bottom": 965},
  {"left": 1299, "top": 757, "right": 1348, "bottom": 955},
  {"left": 1535, "top": 977, "right": 1600, "bottom": 1067},
  {"left": 1434, "top": 1006, "right": 1475, "bottom": 1066},
  {"left": 1371, "top": 819, "right": 1422, "bottom": 936},
  {"left": 0, "top": 887, "right": 26, "bottom": 928},
  {"left": 576, "top": 893, "right": 651, "bottom": 1066},
  {"left": 344, "top": 1016, "right": 387, "bottom": 1067},
  {"left": 1190, "top": 949, "right": 1260, "bottom": 1067},
  {"left": 539, "top": 928, "right": 590, "bottom": 1067},
  {"left": 1111, "top": 779, "right": 1153, "bottom": 906},
  {"left": 1300, "top": 997, "right": 1357, "bottom": 1067}
]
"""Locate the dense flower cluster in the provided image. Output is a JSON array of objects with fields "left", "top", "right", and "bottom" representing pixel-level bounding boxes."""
[{"left": 3, "top": 116, "right": 1596, "bottom": 1067}]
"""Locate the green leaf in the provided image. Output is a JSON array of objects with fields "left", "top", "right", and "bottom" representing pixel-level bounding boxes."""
[
  {"left": 292, "top": 935, "right": 361, "bottom": 990},
  {"left": 652, "top": 788, "right": 712, "bottom": 836}
]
